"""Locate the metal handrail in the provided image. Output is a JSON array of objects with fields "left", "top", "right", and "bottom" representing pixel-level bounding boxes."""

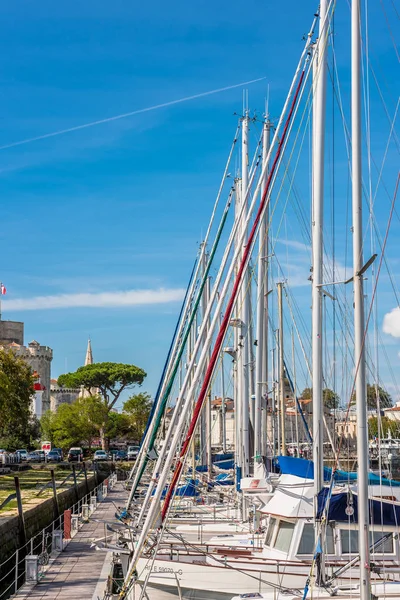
[
  {"left": 0, "top": 473, "right": 117, "bottom": 600},
  {"left": 36, "top": 464, "right": 90, "bottom": 496}
]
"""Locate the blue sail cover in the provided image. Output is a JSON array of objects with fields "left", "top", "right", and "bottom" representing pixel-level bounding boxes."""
[
  {"left": 213, "top": 459, "right": 235, "bottom": 470},
  {"left": 193, "top": 453, "right": 234, "bottom": 471},
  {"left": 194, "top": 459, "right": 234, "bottom": 472},
  {"left": 212, "top": 452, "right": 234, "bottom": 462},
  {"left": 214, "top": 473, "right": 234, "bottom": 486},
  {"left": 175, "top": 479, "right": 200, "bottom": 497},
  {"left": 317, "top": 487, "right": 400, "bottom": 525},
  {"left": 277, "top": 456, "right": 327, "bottom": 480},
  {"left": 277, "top": 455, "right": 400, "bottom": 488},
  {"left": 157, "top": 478, "right": 200, "bottom": 498}
]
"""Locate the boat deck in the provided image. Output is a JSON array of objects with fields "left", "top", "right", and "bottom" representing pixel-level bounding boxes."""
[{"left": 15, "top": 481, "right": 127, "bottom": 600}]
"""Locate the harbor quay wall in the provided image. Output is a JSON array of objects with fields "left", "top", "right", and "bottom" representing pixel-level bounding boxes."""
[{"left": 0, "top": 469, "right": 110, "bottom": 570}]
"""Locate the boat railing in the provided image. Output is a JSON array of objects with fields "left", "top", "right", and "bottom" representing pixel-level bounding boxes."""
[
  {"left": 0, "top": 476, "right": 116, "bottom": 600},
  {"left": 325, "top": 532, "right": 396, "bottom": 585}
]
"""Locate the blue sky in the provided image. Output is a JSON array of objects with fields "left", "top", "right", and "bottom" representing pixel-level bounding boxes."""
[{"left": 0, "top": 1, "right": 399, "bottom": 407}]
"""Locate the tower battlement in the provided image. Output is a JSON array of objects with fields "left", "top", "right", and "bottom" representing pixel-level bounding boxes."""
[{"left": 12, "top": 341, "right": 53, "bottom": 412}]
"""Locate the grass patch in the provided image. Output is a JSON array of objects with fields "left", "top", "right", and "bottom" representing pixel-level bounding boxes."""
[{"left": 0, "top": 465, "right": 92, "bottom": 515}]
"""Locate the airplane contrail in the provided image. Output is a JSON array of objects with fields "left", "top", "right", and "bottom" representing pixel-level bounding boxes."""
[{"left": 0, "top": 77, "right": 266, "bottom": 152}]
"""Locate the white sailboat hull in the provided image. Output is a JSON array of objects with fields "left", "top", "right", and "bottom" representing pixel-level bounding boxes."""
[{"left": 136, "top": 554, "right": 400, "bottom": 600}]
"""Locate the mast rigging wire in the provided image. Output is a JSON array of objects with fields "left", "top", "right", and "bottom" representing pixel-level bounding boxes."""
[
  {"left": 126, "top": 124, "right": 241, "bottom": 502},
  {"left": 127, "top": 188, "right": 235, "bottom": 507},
  {"left": 161, "top": 65, "right": 308, "bottom": 522},
  {"left": 332, "top": 171, "right": 399, "bottom": 466},
  {"left": 140, "top": 259, "right": 198, "bottom": 444},
  {"left": 119, "top": 11, "right": 330, "bottom": 594}
]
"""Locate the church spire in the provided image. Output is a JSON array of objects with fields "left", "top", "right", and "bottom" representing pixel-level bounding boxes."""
[{"left": 85, "top": 338, "right": 93, "bottom": 366}]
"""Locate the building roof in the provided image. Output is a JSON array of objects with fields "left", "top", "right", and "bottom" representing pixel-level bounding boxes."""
[{"left": 211, "top": 397, "right": 234, "bottom": 412}]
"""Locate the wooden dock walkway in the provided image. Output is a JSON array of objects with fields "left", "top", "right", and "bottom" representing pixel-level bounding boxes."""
[{"left": 15, "top": 481, "right": 127, "bottom": 600}]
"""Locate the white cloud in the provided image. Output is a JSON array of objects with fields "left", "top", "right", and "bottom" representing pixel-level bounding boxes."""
[
  {"left": 1, "top": 288, "right": 186, "bottom": 311},
  {"left": 277, "top": 239, "right": 311, "bottom": 253},
  {"left": 383, "top": 306, "right": 400, "bottom": 338}
]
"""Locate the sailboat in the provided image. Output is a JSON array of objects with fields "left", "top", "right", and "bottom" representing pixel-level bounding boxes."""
[{"left": 110, "top": 1, "right": 400, "bottom": 599}]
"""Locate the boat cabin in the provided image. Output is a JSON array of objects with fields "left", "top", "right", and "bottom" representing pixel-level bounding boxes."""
[
  {"left": 260, "top": 475, "right": 399, "bottom": 562},
  {"left": 262, "top": 515, "right": 397, "bottom": 561}
]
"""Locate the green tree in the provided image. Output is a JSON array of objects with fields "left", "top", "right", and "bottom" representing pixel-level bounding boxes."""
[
  {"left": 368, "top": 415, "right": 400, "bottom": 439},
  {"left": 300, "top": 387, "right": 339, "bottom": 410},
  {"left": 0, "top": 348, "right": 36, "bottom": 449},
  {"left": 323, "top": 389, "right": 340, "bottom": 410},
  {"left": 40, "top": 410, "right": 57, "bottom": 445},
  {"left": 52, "top": 402, "right": 93, "bottom": 449},
  {"left": 123, "top": 392, "right": 153, "bottom": 441},
  {"left": 28, "top": 416, "right": 41, "bottom": 447},
  {"left": 367, "top": 384, "right": 392, "bottom": 410},
  {"left": 352, "top": 383, "right": 392, "bottom": 410},
  {"left": 42, "top": 395, "right": 134, "bottom": 451},
  {"left": 41, "top": 399, "right": 96, "bottom": 450},
  {"left": 106, "top": 412, "right": 131, "bottom": 445},
  {"left": 58, "top": 362, "right": 146, "bottom": 448}
]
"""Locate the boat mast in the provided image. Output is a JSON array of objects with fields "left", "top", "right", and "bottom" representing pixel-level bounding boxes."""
[
  {"left": 277, "top": 281, "right": 286, "bottom": 456},
  {"left": 120, "top": 24, "right": 317, "bottom": 591},
  {"left": 200, "top": 243, "right": 212, "bottom": 475},
  {"left": 291, "top": 328, "right": 300, "bottom": 455},
  {"left": 220, "top": 307, "right": 227, "bottom": 453},
  {"left": 205, "top": 276, "right": 213, "bottom": 476},
  {"left": 241, "top": 106, "right": 251, "bottom": 477},
  {"left": 352, "top": 0, "right": 371, "bottom": 597},
  {"left": 254, "top": 115, "right": 271, "bottom": 476},
  {"left": 312, "top": 0, "right": 328, "bottom": 505},
  {"left": 271, "top": 346, "right": 277, "bottom": 458},
  {"left": 234, "top": 175, "right": 243, "bottom": 484},
  {"left": 189, "top": 311, "right": 197, "bottom": 476}
]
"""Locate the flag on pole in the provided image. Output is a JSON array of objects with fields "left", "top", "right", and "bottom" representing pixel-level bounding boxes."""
[{"left": 1, "top": 284, "right": 6, "bottom": 295}]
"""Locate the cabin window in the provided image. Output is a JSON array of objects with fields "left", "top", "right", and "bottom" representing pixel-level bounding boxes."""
[
  {"left": 370, "top": 531, "right": 393, "bottom": 553},
  {"left": 274, "top": 521, "right": 295, "bottom": 553},
  {"left": 265, "top": 517, "right": 276, "bottom": 546},
  {"left": 341, "top": 530, "right": 359, "bottom": 553},
  {"left": 297, "top": 523, "right": 314, "bottom": 554},
  {"left": 326, "top": 524, "right": 335, "bottom": 553},
  {"left": 297, "top": 523, "right": 335, "bottom": 555}
]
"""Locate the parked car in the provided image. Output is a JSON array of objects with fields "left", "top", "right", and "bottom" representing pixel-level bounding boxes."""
[
  {"left": 93, "top": 450, "right": 108, "bottom": 462},
  {"left": 114, "top": 450, "right": 127, "bottom": 461},
  {"left": 127, "top": 445, "right": 140, "bottom": 461},
  {"left": 16, "top": 449, "right": 28, "bottom": 461},
  {"left": 0, "top": 449, "right": 7, "bottom": 455},
  {"left": 67, "top": 447, "right": 83, "bottom": 462},
  {"left": 26, "top": 451, "right": 42, "bottom": 463},
  {"left": 53, "top": 448, "right": 64, "bottom": 460},
  {"left": 37, "top": 450, "right": 46, "bottom": 461},
  {"left": 47, "top": 450, "right": 62, "bottom": 462}
]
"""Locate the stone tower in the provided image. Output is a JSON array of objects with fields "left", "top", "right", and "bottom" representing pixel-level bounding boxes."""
[
  {"left": 0, "top": 320, "right": 24, "bottom": 345},
  {"left": 15, "top": 341, "right": 53, "bottom": 412},
  {"left": 50, "top": 380, "right": 80, "bottom": 412}
]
